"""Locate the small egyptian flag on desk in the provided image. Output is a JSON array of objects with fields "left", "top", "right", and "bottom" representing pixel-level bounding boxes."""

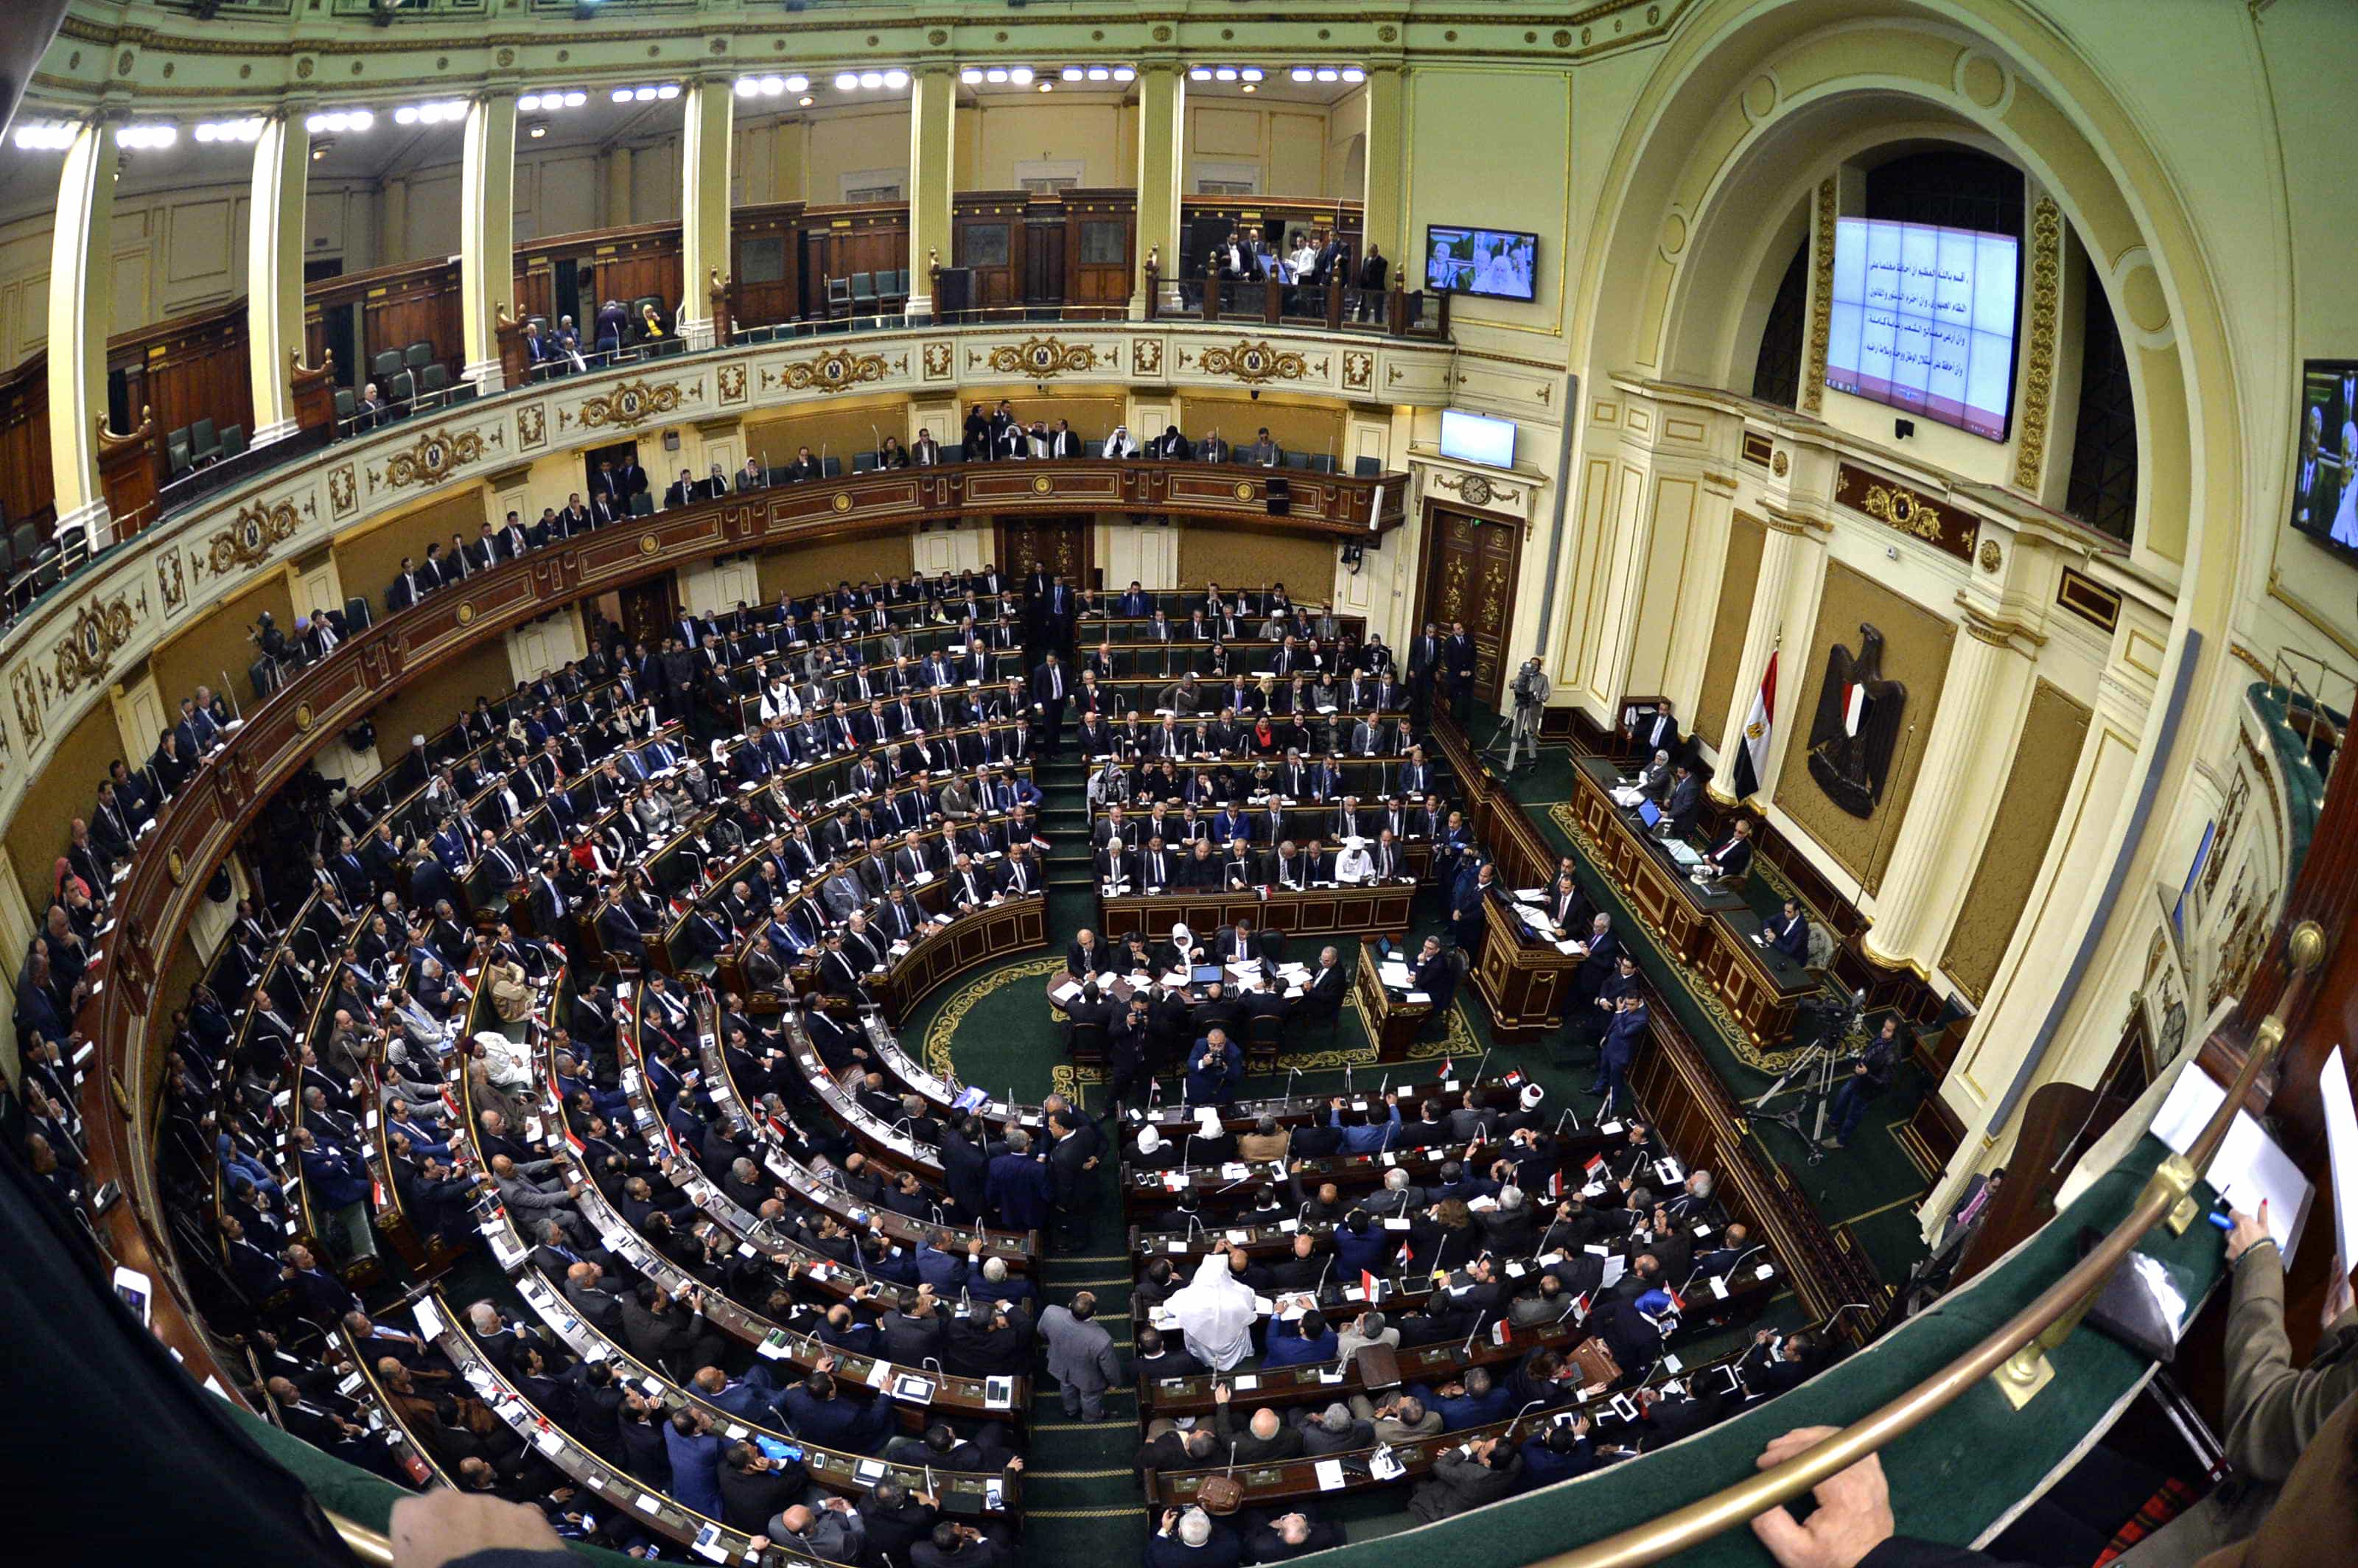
[{"left": 1732, "top": 652, "right": 1778, "bottom": 799}]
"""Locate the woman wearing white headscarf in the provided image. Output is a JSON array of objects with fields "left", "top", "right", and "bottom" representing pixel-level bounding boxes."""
[
  {"left": 1158, "top": 921, "right": 1200, "bottom": 976},
  {"left": 1166, "top": 1245, "right": 1259, "bottom": 1372}
]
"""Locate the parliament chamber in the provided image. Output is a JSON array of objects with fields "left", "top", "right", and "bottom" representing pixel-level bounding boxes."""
[{"left": 0, "top": 5, "right": 2354, "bottom": 1568}]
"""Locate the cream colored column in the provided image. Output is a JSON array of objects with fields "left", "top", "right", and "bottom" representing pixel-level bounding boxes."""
[
  {"left": 904, "top": 66, "right": 956, "bottom": 318},
  {"left": 458, "top": 91, "right": 518, "bottom": 395},
  {"left": 1132, "top": 64, "right": 1185, "bottom": 317},
  {"left": 46, "top": 116, "right": 118, "bottom": 541},
  {"left": 1861, "top": 612, "right": 2039, "bottom": 970},
  {"left": 246, "top": 111, "right": 311, "bottom": 446},
  {"left": 1359, "top": 66, "right": 1405, "bottom": 268},
  {"left": 678, "top": 75, "right": 734, "bottom": 349}
]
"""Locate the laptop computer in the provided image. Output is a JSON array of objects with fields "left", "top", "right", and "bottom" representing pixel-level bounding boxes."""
[{"left": 1637, "top": 799, "right": 1664, "bottom": 830}]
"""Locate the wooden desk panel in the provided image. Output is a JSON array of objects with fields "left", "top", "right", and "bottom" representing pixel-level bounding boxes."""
[
  {"left": 1472, "top": 893, "right": 1584, "bottom": 1038},
  {"left": 1096, "top": 884, "right": 1416, "bottom": 944},
  {"left": 1354, "top": 934, "right": 1430, "bottom": 1060}
]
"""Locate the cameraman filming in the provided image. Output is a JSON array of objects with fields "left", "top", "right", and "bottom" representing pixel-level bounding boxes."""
[
  {"left": 1503, "top": 656, "right": 1551, "bottom": 774},
  {"left": 1822, "top": 1013, "right": 1905, "bottom": 1151}
]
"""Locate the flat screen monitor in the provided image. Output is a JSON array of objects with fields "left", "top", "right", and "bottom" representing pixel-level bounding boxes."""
[
  {"left": 2291, "top": 360, "right": 2358, "bottom": 561},
  {"left": 1424, "top": 225, "right": 1539, "bottom": 301},
  {"left": 1825, "top": 216, "right": 2020, "bottom": 441},
  {"left": 1439, "top": 409, "right": 1516, "bottom": 469}
]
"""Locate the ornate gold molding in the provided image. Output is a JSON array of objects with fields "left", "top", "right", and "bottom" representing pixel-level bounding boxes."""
[
  {"left": 763, "top": 347, "right": 899, "bottom": 396},
  {"left": 2012, "top": 196, "right": 2062, "bottom": 492},
  {"left": 1955, "top": 593, "right": 2047, "bottom": 653},
  {"left": 1802, "top": 177, "right": 1837, "bottom": 416},
  {"left": 55, "top": 595, "right": 139, "bottom": 696},
  {"left": 971, "top": 335, "right": 1105, "bottom": 379},
  {"left": 203, "top": 498, "right": 302, "bottom": 580},
  {"left": 1426, "top": 469, "right": 1524, "bottom": 512},
  {"left": 374, "top": 425, "right": 496, "bottom": 491},
  {"left": 567, "top": 378, "right": 690, "bottom": 432},
  {"left": 1187, "top": 339, "right": 1318, "bottom": 386}
]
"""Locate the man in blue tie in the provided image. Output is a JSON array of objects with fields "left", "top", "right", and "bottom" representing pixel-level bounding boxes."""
[
  {"left": 1032, "top": 653, "right": 1068, "bottom": 757},
  {"left": 1764, "top": 898, "right": 1811, "bottom": 962}
]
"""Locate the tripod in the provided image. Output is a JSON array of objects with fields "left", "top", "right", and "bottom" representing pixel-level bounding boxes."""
[{"left": 1746, "top": 1040, "right": 1842, "bottom": 1163}]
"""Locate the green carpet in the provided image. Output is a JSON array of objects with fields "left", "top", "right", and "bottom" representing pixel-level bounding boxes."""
[{"left": 1463, "top": 722, "right": 1934, "bottom": 1287}]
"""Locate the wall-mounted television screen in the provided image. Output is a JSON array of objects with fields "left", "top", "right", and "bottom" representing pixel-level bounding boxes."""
[
  {"left": 2292, "top": 359, "right": 2358, "bottom": 559},
  {"left": 1440, "top": 409, "right": 1516, "bottom": 469},
  {"left": 1825, "top": 216, "right": 2020, "bottom": 441},
  {"left": 1425, "top": 225, "right": 1539, "bottom": 301}
]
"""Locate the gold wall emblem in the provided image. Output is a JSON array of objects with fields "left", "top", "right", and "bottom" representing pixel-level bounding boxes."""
[
  {"left": 638, "top": 533, "right": 660, "bottom": 555},
  {"left": 1233, "top": 481, "right": 1254, "bottom": 501},
  {"left": 204, "top": 499, "right": 302, "bottom": 578},
  {"left": 1032, "top": 475, "right": 1053, "bottom": 494},
  {"left": 1197, "top": 339, "right": 1309, "bottom": 385},
  {"left": 1979, "top": 539, "right": 2004, "bottom": 573},
  {"left": 54, "top": 595, "right": 138, "bottom": 695},
  {"left": 456, "top": 601, "right": 476, "bottom": 625},
  {"left": 578, "top": 379, "right": 685, "bottom": 431},
  {"left": 984, "top": 336, "right": 1102, "bottom": 379},
  {"left": 294, "top": 701, "right": 315, "bottom": 732},
  {"left": 832, "top": 492, "right": 854, "bottom": 512},
  {"left": 776, "top": 347, "right": 892, "bottom": 395},
  {"left": 383, "top": 427, "right": 490, "bottom": 489}
]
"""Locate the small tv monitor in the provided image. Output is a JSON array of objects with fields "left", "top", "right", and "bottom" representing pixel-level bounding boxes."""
[
  {"left": 1190, "top": 965, "right": 1224, "bottom": 987},
  {"left": 1439, "top": 409, "right": 1516, "bottom": 469},
  {"left": 1424, "top": 225, "right": 1539, "bottom": 301},
  {"left": 1825, "top": 216, "right": 2020, "bottom": 441},
  {"left": 1637, "top": 800, "right": 1664, "bottom": 830}
]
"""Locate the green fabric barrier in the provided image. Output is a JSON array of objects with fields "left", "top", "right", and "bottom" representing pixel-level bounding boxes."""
[{"left": 1297, "top": 1134, "right": 2222, "bottom": 1567}]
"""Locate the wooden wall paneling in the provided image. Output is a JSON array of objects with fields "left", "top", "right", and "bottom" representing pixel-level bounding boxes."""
[
  {"left": 111, "top": 302, "right": 254, "bottom": 466},
  {"left": 730, "top": 201, "right": 805, "bottom": 328},
  {"left": 954, "top": 192, "right": 1026, "bottom": 310},
  {"left": 803, "top": 203, "right": 911, "bottom": 307},
  {"left": 1063, "top": 190, "right": 1136, "bottom": 311},
  {"left": 0, "top": 354, "right": 55, "bottom": 525}
]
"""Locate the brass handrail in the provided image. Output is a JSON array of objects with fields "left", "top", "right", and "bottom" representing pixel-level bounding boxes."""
[
  {"left": 326, "top": 1508, "right": 393, "bottom": 1565},
  {"left": 1536, "top": 922, "right": 2323, "bottom": 1568}
]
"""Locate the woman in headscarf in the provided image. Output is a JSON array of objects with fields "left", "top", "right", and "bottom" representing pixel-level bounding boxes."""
[
  {"left": 1166, "top": 1244, "right": 1259, "bottom": 1372},
  {"left": 1155, "top": 920, "right": 1197, "bottom": 981}
]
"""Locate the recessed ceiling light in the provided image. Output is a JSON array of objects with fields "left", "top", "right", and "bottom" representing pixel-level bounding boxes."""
[
  {"left": 783, "top": 76, "right": 807, "bottom": 93},
  {"left": 1214, "top": 68, "right": 1237, "bottom": 81},
  {"left": 859, "top": 71, "right": 884, "bottom": 89},
  {"left": 884, "top": 70, "right": 909, "bottom": 89},
  {"left": 1189, "top": 68, "right": 1211, "bottom": 82},
  {"left": 528, "top": 122, "right": 548, "bottom": 139},
  {"left": 961, "top": 69, "right": 983, "bottom": 85},
  {"left": 1341, "top": 68, "right": 1365, "bottom": 83},
  {"left": 1241, "top": 83, "right": 1256, "bottom": 94},
  {"left": 835, "top": 73, "right": 860, "bottom": 91},
  {"left": 1241, "top": 69, "right": 1263, "bottom": 83},
  {"left": 657, "top": 84, "right": 680, "bottom": 99},
  {"left": 1009, "top": 67, "right": 1033, "bottom": 85},
  {"left": 1290, "top": 68, "right": 1314, "bottom": 83},
  {"left": 797, "top": 95, "right": 813, "bottom": 107},
  {"left": 1038, "top": 83, "right": 1052, "bottom": 93},
  {"left": 1062, "top": 67, "right": 1085, "bottom": 82},
  {"left": 984, "top": 68, "right": 1007, "bottom": 84},
  {"left": 1315, "top": 69, "right": 1340, "bottom": 83},
  {"left": 1113, "top": 67, "right": 1135, "bottom": 82},
  {"left": 564, "top": 91, "right": 587, "bottom": 108}
]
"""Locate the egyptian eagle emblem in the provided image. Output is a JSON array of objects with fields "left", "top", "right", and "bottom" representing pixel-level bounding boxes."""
[{"left": 1806, "top": 622, "right": 1907, "bottom": 819}]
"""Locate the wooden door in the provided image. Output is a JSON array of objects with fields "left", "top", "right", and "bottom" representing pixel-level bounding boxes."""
[
  {"left": 1418, "top": 505, "right": 1523, "bottom": 710},
  {"left": 993, "top": 515, "right": 1094, "bottom": 591},
  {"left": 618, "top": 575, "right": 678, "bottom": 648},
  {"left": 956, "top": 214, "right": 1018, "bottom": 309}
]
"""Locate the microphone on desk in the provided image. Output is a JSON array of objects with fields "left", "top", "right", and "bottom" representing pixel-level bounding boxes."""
[
  {"left": 1505, "top": 1399, "right": 1549, "bottom": 1443},
  {"left": 1460, "top": 1312, "right": 1486, "bottom": 1359},
  {"left": 1315, "top": 1252, "right": 1334, "bottom": 1299}
]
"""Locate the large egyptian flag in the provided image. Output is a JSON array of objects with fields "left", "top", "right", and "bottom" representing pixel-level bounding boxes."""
[{"left": 1731, "top": 652, "right": 1778, "bottom": 799}]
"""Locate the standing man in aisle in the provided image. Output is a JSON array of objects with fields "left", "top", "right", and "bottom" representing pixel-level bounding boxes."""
[
  {"left": 1030, "top": 651, "right": 1068, "bottom": 758},
  {"left": 1038, "top": 1289, "right": 1124, "bottom": 1422}
]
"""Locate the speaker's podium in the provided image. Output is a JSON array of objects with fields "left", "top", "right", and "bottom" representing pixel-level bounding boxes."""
[{"left": 1472, "top": 887, "right": 1586, "bottom": 1040}]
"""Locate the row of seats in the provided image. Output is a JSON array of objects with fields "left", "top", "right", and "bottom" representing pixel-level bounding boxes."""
[
  {"left": 165, "top": 417, "right": 251, "bottom": 483},
  {"left": 823, "top": 270, "right": 914, "bottom": 318}
]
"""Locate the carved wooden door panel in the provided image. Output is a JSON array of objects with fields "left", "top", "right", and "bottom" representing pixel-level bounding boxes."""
[
  {"left": 1420, "top": 506, "right": 1522, "bottom": 710},
  {"left": 993, "top": 515, "right": 1094, "bottom": 589}
]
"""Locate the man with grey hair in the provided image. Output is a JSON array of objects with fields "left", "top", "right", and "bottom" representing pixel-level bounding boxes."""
[
  {"left": 1335, "top": 1309, "right": 1399, "bottom": 1363},
  {"left": 1212, "top": 1382, "right": 1306, "bottom": 1463},
  {"left": 764, "top": 1495, "right": 866, "bottom": 1563},
  {"left": 1348, "top": 1390, "right": 1443, "bottom": 1444},
  {"left": 1363, "top": 1163, "right": 1428, "bottom": 1218},
  {"left": 1147, "top": 1505, "right": 1239, "bottom": 1568},
  {"left": 1292, "top": 1401, "right": 1374, "bottom": 1456}
]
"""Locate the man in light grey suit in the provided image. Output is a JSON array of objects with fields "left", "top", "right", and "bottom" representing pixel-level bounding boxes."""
[{"left": 1038, "top": 1289, "right": 1124, "bottom": 1421}]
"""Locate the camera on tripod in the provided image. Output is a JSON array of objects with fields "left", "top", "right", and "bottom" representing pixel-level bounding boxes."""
[{"left": 1793, "top": 987, "right": 1865, "bottom": 1051}]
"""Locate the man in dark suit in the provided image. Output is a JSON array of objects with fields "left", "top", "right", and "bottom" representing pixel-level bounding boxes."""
[
  {"left": 1628, "top": 701, "right": 1682, "bottom": 762},
  {"left": 1444, "top": 622, "right": 1477, "bottom": 723},
  {"left": 664, "top": 468, "right": 699, "bottom": 509},
  {"left": 385, "top": 557, "right": 428, "bottom": 612},
  {"left": 612, "top": 454, "right": 650, "bottom": 503},
  {"left": 1763, "top": 898, "right": 1811, "bottom": 962},
  {"left": 1592, "top": 993, "right": 1648, "bottom": 1110},
  {"left": 1703, "top": 818, "right": 1754, "bottom": 880},
  {"left": 1661, "top": 763, "right": 1702, "bottom": 837},
  {"left": 782, "top": 445, "right": 824, "bottom": 482},
  {"left": 1031, "top": 653, "right": 1068, "bottom": 757}
]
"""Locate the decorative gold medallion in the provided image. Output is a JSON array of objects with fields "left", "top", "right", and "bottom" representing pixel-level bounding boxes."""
[
  {"left": 294, "top": 701, "right": 315, "bottom": 732},
  {"left": 1233, "top": 482, "right": 1253, "bottom": 501},
  {"left": 1031, "top": 475, "right": 1053, "bottom": 494},
  {"left": 1979, "top": 539, "right": 2004, "bottom": 573},
  {"left": 456, "top": 601, "right": 475, "bottom": 626}
]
